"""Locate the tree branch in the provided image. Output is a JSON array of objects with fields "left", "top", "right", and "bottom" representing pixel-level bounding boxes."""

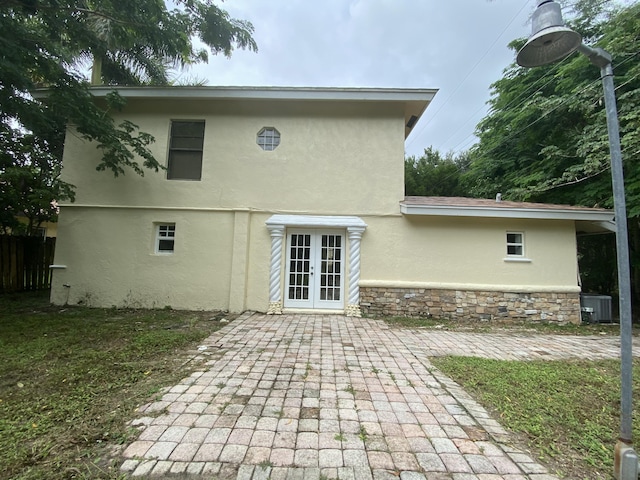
[{"left": 534, "top": 167, "right": 610, "bottom": 193}]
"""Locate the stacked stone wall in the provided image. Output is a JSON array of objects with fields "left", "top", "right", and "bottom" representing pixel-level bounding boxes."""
[{"left": 360, "top": 287, "right": 581, "bottom": 324}]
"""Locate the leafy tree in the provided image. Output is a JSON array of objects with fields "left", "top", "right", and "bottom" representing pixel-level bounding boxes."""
[
  {"left": 405, "top": 147, "right": 471, "bottom": 197},
  {"left": 465, "top": 0, "right": 640, "bottom": 308},
  {"left": 0, "top": 129, "right": 73, "bottom": 235},
  {"left": 0, "top": 0, "right": 257, "bottom": 234},
  {"left": 466, "top": 0, "right": 639, "bottom": 206}
]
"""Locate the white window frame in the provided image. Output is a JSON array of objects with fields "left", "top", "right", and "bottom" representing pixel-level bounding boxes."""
[
  {"left": 505, "top": 231, "right": 531, "bottom": 262},
  {"left": 167, "top": 120, "right": 205, "bottom": 180},
  {"left": 155, "top": 223, "right": 176, "bottom": 254},
  {"left": 257, "top": 127, "right": 280, "bottom": 151}
]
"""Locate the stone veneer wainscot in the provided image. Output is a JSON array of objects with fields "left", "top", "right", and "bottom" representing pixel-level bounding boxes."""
[{"left": 359, "top": 286, "right": 581, "bottom": 324}]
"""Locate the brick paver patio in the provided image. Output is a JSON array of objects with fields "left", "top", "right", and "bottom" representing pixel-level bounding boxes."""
[{"left": 120, "top": 313, "right": 638, "bottom": 479}]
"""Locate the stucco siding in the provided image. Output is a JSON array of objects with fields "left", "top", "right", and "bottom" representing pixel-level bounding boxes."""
[
  {"left": 244, "top": 212, "right": 273, "bottom": 312},
  {"left": 359, "top": 215, "right": 579, "bottom": 290},
  {"left": 50, "top": 207, "right": 236, "bottom": 310},
  {"left": 61, "top": 99, "right": 405, "bottom": 216},
  {"left": 50, "top": 88, "right": 595, "bottom": 318},
  {"left": 50, "top": 210, "right": 581, "bottom": 312}
]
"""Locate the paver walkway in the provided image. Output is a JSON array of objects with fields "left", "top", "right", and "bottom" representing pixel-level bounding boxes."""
[{"left": 120, "top": 313, "right": 638, "bottom": 479}]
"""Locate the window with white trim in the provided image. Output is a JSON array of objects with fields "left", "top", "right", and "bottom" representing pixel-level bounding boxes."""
[
  {"left": 257, "top": 127, "right": 280, "bottom": 151},
  {"left": 156, "top": 224, "right": 176, "bottom": 254},
  {"left": 506, "top": 232, "right": 524, "bottom": 257},
  {"left": 167, "top": 121, "right": 205, "bottom": 180}
]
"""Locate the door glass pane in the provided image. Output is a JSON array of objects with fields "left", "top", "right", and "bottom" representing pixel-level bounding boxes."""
[
  {"left": 318, "top": 234, "right": 342, "bottom": 305},
  {"left": 288, "top": 234, "right": 311, "bottom": 301}
]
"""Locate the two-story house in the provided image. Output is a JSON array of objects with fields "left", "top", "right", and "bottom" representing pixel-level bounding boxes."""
[{"left": 49, "top": 86, "right": 614, "bottom": 323}]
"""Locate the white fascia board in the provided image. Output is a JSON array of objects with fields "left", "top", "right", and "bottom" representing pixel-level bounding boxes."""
[
  {"left": 400, "top": 203, "right": 615, "bottom": 222},
  {"left": 266, "top": 214, "right": 367, "bottom": 229},
  {"left": 590, "top": 220, "right": 616, "bottom": 232},
  {"left": 79, "top": 86, "right": 437, "bottom": 103}
]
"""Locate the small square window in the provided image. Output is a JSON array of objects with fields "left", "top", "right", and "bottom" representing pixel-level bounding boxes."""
[
  {"left": 257, "top": 127, "right": 280, "bottom": 151},
  {"left": 167, "top": 121, "right": 205, "bottom": 180},
  {"left": 506, "top": 232, "right": 524, "bottom": 256},
  {"left": 156, "top": 224, "right": 176, "bottom": 254}
]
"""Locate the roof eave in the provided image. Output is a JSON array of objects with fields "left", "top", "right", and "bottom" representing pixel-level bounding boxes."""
[
  {"left": 80, "top": 85, "right": 438, "bottom": 103},
  {"left": 400, "top": 203, "right": 616, "bottom": 223},
  {"left": 33, "top": 85, "right": 437, "bottom": 140}
]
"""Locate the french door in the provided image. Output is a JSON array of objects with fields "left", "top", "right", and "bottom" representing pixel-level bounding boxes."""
[{"left": 284, "top": 230, "right": 344, "bottom": 309}]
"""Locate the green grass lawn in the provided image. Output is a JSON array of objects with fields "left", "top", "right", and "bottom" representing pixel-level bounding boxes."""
[
  {"left": 0, "top": 291, "right": 231, "bottom": 480},
  {"left": 432, "top": 356, "right": 640, "bottom": 479},
  {"left": 2, "top": 293, "right": 638, "bottom": 479}
]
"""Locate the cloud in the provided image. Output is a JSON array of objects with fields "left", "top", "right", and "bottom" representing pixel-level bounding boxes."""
[{"left": 188, "top": 0, "right": 534, "bottom": 156}]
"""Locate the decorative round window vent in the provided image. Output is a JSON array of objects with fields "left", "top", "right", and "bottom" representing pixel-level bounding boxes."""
[{"left": 257, "top": 127, "right": 280, "bottom": 151}]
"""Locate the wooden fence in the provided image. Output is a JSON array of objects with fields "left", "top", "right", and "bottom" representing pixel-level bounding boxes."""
[{"left": 0, "top": 236, "right": 56, "bottom": 292}]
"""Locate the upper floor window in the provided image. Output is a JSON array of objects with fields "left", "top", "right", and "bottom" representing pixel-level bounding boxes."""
[
  {"left": 167, "top": 121, "right": 205, "bottom": 180},
  {"left": 257, "top": 127, "right": 280, "bottom": 151},
  {"left": 506, "top": 232, "right": 524, "bottom": 257},
  {"left": 156, "top": 224, "right": 176, "bottom": 254}
]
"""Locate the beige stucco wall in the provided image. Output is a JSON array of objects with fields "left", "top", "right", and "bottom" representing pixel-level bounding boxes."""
[
  {"left": 51, "top": 208, "right": 238, "bottom": 309},
  {"left": 51, "top": 207, "right": 580, "bottom": 311},
  {"left": 52, "top": 96, "right": 408, "bottom": 310},
  {"left": 51, "top": 95, "right": 583, "bottom": 313},
  {"left": 358, "top": 215, "right": 579, "bottom": 291},
  {"left": 61, "top": 99, "right": 405, "bottom": 216}
]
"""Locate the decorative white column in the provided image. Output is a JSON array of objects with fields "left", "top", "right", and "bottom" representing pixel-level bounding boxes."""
[
  {"left": 266, "top": 225, "right": 285, "bottom": 314},
  {"left": 346, "top": 226, "right": 365, "bottom": 317}
]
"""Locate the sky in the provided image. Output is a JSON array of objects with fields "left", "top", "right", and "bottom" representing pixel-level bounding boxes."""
[{"left": 185, "top": 0, "right": 536, "bottom": 158}]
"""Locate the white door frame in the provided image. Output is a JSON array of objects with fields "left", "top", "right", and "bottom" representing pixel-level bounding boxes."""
[
  {"left": 265, "top": 215, "right": 367, "bottom": 316},
  {"left": 284, "top": 229, "right": 345, "bottom": 309}
]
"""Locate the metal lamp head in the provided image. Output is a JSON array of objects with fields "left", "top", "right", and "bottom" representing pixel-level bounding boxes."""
[{"left": 517, "top": 0, "right": 582, "bottom": 67}]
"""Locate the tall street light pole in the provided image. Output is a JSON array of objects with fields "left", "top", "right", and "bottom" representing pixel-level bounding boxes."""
[{"left": 516, "top": 1, "right": 637, "bottom": 479}]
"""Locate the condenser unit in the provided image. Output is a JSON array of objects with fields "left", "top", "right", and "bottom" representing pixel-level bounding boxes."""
[{"left": 580, "top": 293, "right": 613, "bottom": 323}]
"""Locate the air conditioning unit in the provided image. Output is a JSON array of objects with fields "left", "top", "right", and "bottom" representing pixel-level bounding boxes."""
[{"left": 580, "top": 293, "right": 613, "bottom": 323}]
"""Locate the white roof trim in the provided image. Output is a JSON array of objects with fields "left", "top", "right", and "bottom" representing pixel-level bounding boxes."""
[
  {"left": 32, "top": 85, "right": 436, "bottom": 141},
  {"left": 400, "top": 203, "right": 616, "bottom": 223},
  {"left": 266, "top": 215, "right": 367, "bottom": 229},
  {"left": 79, "top": 86, "right": 437, "bottom": 103},
  {"left": 586, "top": 220, "right": 616, "bottom": 232}
]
